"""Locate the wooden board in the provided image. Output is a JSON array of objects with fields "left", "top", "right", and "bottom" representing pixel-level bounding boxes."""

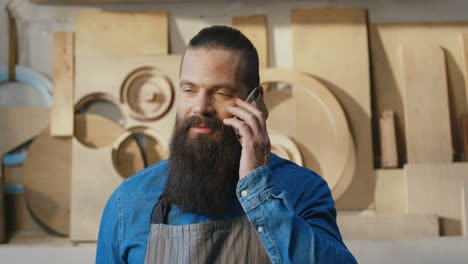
[
  {"left": 401, "top": 45, "right": 452, "bottom": 163},
  {"left": 75, "top": 55, "right": 182, "bottom": 144},
  {"left": 232, "top": 15, "right": 269, "bottom": 68},
  {"left": 261, "top": 69, "right": 356, "bottom": 200},
  {"left": 75, "top": 11, "right": 168, "bottom": 56},
  {"left": 374, "top": 169, "right": 406, "bottom": 214},
  {"left": 0, "top": 107, "right": 50, "bottom": 156},
  {"left": 379, "top": 111, "right": 398, "bottom": 168},
  {"left": 405, "top": 163, "right": 468, "bottom": 236},
  {"left": 51, "top": 32, "right": 74, "bottom": 137},
  {"left": 463, "top": 180, "right": 468, "bottom": 236},
  {"left": 371, "top": 24, "right": 468, "bottom": 163},
  {"left": 292, "top": 9, "right": 374, "bottom": 210},
  {"left": 337, "top": 214, "right": 439, "bottom": 239},
  {"left": 70, "top": 114, "right": 145, "bottom": 241}
]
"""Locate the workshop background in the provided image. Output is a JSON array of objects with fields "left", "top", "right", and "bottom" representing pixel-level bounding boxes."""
[{"left": 1, "top": 0, "right": 468, "bottom": 263}]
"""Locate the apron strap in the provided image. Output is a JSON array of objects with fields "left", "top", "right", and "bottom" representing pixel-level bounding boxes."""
[{"left": 150, "top": 194, "right": 170, "bottom": 225}]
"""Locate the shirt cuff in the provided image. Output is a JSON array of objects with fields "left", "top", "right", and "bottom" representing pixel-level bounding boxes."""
[{"left": 236, "top": 166, "right": 272, "bottom": 201}]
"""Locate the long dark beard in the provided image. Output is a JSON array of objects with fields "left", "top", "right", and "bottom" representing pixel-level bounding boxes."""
[{"left": 163, "top": 114, "right": 242, "bottom": 217}]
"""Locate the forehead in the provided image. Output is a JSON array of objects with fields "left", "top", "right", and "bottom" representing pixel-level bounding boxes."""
[{"left": 180, "top": 48, "right": 245, "bottom": 87}]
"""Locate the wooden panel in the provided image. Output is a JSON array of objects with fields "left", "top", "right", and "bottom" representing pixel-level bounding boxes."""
[
  {"left": 75, "top": 55, "right": 181, "bottom": 143},
  {"left": 463, "top": 180, "right": 468, "bottom": 236},
  {"left": 73, "top": 53, "right": 179, "bottom": 240},
  {"left": 402, "top": 45, "right": 452, "bottom": 163},
  {"left": 292, "top": 9, "right": 374, "bottom": 209},
  {"left": 23, "top": 127, "right": 72, "bottom": 236},
  {"left": 379, "top": 111, "right": 398, "bottom": 168},
  {"left": 75, "top": 11, "right": 168, "bottom": 56},
  {"left": 371, "top": 24, "right": 468, "bottom": 163},
  {"left": 261, "top": 69, "right": 356, "bottom": 200},
  {"left": 51, "top": 32, "right": 74, "bottom": 137},
  {"left": 405, "top": 163, "right": 468, "bottom": 236},
  {"left": 374, "top": 169, "right": 406, "bottom": 214},
  {"left": 337, "top": 214, "right": 439, "bottom": 239},
  {"left": 70, "top": 114, "right": 144, "bottom": 241},
  {"left": 232, "top": 15, "right": 269, "bottom": 68},
  {"left": 0, "top": 107, "right": 50, "bottom": 156}
]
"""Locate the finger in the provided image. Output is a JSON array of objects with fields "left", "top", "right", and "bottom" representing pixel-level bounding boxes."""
[
  {"left": 236, "top": 98, "right": 266, "bottom": 129},
  {"left": 223, "top": 118, "right": 254, "bottom": 142},
  {"left": 226, "top": 106, "right": 262, "bottom": 135}
]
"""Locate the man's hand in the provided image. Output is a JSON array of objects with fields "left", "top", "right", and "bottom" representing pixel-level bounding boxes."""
[{"left": 223, "top": 98, "right": 271, "bottom": 180}]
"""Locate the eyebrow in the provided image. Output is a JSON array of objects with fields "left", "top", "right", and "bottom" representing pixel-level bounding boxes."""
[{"left": 179, "top": 80, "right": 238, "bottom": 93}]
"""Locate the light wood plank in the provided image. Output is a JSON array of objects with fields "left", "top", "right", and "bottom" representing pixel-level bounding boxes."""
[
  {"left": 401, "top": 45, "right": 452, "bottom": 163},
  {"left": 371, "top": 24, "right": 468, "bottom": 163},
  {"left": 337, "top": 214, "right": 439, "bottom": 239},
  {"left": 291, "top": 8, "right": 374, "bottom": 210},
  {"left": 375, "top": 169, "right": 406, "bottom": 214},
  {"left": 51, "top": 32, "right": 74, "bottom": 137},
  {"left": 379, "top": 111, "right": 398, "bottom": 168},
  {"left": 75, "top": 11, "right": 168, "bottom": 56},
  {"left": 232, "top": 15, "right": 269, "bottom": 69},
  {"left": 405, "top": 163, "right": 468, "bottom": 236}
]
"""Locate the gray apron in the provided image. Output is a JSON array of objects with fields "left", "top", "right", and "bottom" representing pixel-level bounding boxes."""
[{"left": 144, "top": 195, "right": 272, "bottom": 264}]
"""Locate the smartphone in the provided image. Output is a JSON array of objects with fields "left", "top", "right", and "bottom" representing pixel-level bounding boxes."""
[{"left": 234, "top": 86, "right": 269, "bottom": 142}]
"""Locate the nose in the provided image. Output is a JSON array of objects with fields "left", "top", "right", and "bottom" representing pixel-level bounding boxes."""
[{"left": 192, "top": 91, "right": 214, "bottom": 116}]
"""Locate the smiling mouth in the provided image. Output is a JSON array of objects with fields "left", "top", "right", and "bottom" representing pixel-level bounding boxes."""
[{"left": 191, "top": 125, "right": 214, "bottom": 134}]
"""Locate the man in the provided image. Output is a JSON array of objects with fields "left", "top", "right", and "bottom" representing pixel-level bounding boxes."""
[{"left": 97, "top": 25, "right": 356, "bottom": 264}]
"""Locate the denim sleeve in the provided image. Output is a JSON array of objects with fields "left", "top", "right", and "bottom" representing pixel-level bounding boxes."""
[
  {"left": 96, "top": 186, "right": 125, "bottom": 264},
  {"left": 236, "top": 166, "right": 357, "bottom": 264}
]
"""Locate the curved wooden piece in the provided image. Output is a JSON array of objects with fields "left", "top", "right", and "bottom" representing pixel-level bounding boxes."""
[
  {"left": 261, "top": 68, "right": 356, "bottom": 199},
  {"left": 112, "top": 126, "right": 168, "bottom": 178},
  {"left": 269, "top": 130, "right": 303, "bottom": 166},
  {"left": 23, "top": 127, "right": 72, "bottom": 236}
]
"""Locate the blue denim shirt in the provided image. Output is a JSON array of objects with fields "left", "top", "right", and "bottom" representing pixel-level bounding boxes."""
[{"left": 96, "top": 153, "right": 356, "bottom": 263}]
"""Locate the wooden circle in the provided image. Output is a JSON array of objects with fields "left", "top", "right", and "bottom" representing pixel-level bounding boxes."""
[
  {"left": 120, "top": 67, "right": 174, "bottom": 121},
  {"left": 261, "top": 69, "right": 356, "bottom": 199},
  {"left": 112, "top": 127, "right": 167, "bottom": 179},
  {"left": 23, "top": 114, "right": 145, "bottom": 236},
  {"left": 269, "top": 130, "right": 303, "bottom": 166},
  {"left": 23, "top": 127, "right": 72, "bottom": 236},
  {"left": 74, "top": 110, "right": 124, "bottom": 148}
]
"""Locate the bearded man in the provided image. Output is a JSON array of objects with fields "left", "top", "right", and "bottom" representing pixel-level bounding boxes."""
[{"left": 96, "top": 25, "right": 356, "bottom": 264}]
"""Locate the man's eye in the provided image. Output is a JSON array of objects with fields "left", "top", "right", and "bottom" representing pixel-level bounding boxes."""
[
  {"left": 215, "top": 91, "right": 231, "bottom": 98},
  {"left": 182, "top": 88, "right": 195, "bottom": 94}
]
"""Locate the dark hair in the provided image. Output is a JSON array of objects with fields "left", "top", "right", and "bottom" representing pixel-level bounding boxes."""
[{"left": 187, "top": 25, "right": 260, "bottom": 92}]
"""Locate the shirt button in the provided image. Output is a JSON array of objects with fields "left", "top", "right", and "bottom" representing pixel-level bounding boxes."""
[
  {"left": 258, "top": 226, "right": 264, "bottom": 233},
  {"left": 241, "top": 190, "right": 248, "bottom": 197}
]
